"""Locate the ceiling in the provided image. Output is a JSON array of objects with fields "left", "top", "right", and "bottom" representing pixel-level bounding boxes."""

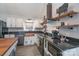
[{"left": 0, "top": 3, "right": 47, "bottom": 19}]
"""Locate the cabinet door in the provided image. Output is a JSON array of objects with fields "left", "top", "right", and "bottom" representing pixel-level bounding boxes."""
[
  {"left": 38, "top": 38, "right": 44, "bottom": 56},
  {"left": 0, "top": 21, "right": 2, "bottom": 37},
  {"left": 18, "top": 36, "right": 24, "bottom": 45},
  {"left": 9, "top": 49, "right": 15, "bottom": 56}
]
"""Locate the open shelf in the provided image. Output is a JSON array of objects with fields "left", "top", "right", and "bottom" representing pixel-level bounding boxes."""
[
  {"left": 49, "top": 11, "right": 78, "bottom": 21},
  {"left": 40, "top": 20, "right": 47, "bottom": 25},
  {"left": 57, "top": 24, "right": 79, "bottom": 29}
]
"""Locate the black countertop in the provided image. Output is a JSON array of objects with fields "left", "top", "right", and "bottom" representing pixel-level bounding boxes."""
[
  {"left": 46, "top": 35, "right": 79, "bottom": 51},
  {"left": 56, "top": 42, "right": 78, "bottom": 51}
]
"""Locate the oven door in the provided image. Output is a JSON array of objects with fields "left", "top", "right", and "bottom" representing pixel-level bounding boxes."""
[
  {"left": 38, "top": 35, "right": 44, "bottom": 56},
  {"left": 48, "top": 42, "right": 62, "bottom": 56}
]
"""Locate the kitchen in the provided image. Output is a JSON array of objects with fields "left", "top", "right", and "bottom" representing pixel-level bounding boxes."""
[{"left": 0, "top": 3, "right": 79, "bottom": 56}]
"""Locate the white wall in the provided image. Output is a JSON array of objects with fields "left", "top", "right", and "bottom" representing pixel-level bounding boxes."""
[
  {"left": 0, "top": 15, "right": 43, "bottom": 27},
  {"left": 52, "top": 3, "right": 79, "bottom": 17},
  {"left": 52, "top": 3, "right": 63, "bottom": 17},
  {"left": 0, "top": 14, "right": 24, "bottom": 27},
  {"left": 8, "top": 17, "right": 23, "bottom": 27},
  {"left": 52, "top": 3, "right": 79, "bottom": 39},
  {"left": 47, "top": 3, "right": 79, "bottom": 39},
  {"left": 0, "top": 3, "right": 47, "bottom": 27},
  {"left": 0, "top": 3, "right": 47, "bottom": 19}
]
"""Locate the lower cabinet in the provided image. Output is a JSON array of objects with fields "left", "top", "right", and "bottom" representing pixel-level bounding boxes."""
[
  {"left": 24, "top": 36, "right": 35, "bottom": 46},
  {"left": 17, "top": 35, "right": 24, "bottom": 46},
  {"left": 38, "top": 37, "right": 44, "bottom": 56},
  {"left": 9, "top": 49, "right": 16, "bottom": 56}
]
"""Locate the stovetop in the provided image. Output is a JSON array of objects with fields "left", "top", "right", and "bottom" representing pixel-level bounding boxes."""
[
  {"left": 56, "top": 42, "right": 78, "bottom": 51},
  {"left": 46, "top": 35, "right": 79, "bottom": 51}
]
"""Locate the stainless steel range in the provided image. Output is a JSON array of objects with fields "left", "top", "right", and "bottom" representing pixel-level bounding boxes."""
[{"left": 44, "top": 32, "right": 79, "bottom": 56}]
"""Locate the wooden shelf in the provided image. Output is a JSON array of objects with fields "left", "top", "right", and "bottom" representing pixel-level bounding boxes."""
[
  {"left": 50, "top": 11, "right": 78, "bottom": 21},
  {"left": 35, "top": 27, "right": 44, "bottom": 29},
  {"left": 57, "top": 24, "right": 79, "bottom": 29},
  {"left": 40, "top": 20, "right": 47, "bottom": 25}
]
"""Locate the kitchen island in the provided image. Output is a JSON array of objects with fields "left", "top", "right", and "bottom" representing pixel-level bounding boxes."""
[{"left": 0, "top": 38, "right": 18, "bottom": 56}]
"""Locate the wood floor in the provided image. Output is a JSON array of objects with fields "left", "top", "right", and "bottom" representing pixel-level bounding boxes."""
[{"left": 16, "top": 45, "right": 41, "bottom": 56}]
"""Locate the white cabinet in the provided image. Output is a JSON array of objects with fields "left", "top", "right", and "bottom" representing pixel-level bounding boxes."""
[
  {"left": 4, "top": 34, "right": 15, "bottom": 38},
  {"left": 24, "top": 34, "right": 38, "bottom": 46},
  {"left": 24, "top": 36, "right": 35, "bottom": 46}
]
